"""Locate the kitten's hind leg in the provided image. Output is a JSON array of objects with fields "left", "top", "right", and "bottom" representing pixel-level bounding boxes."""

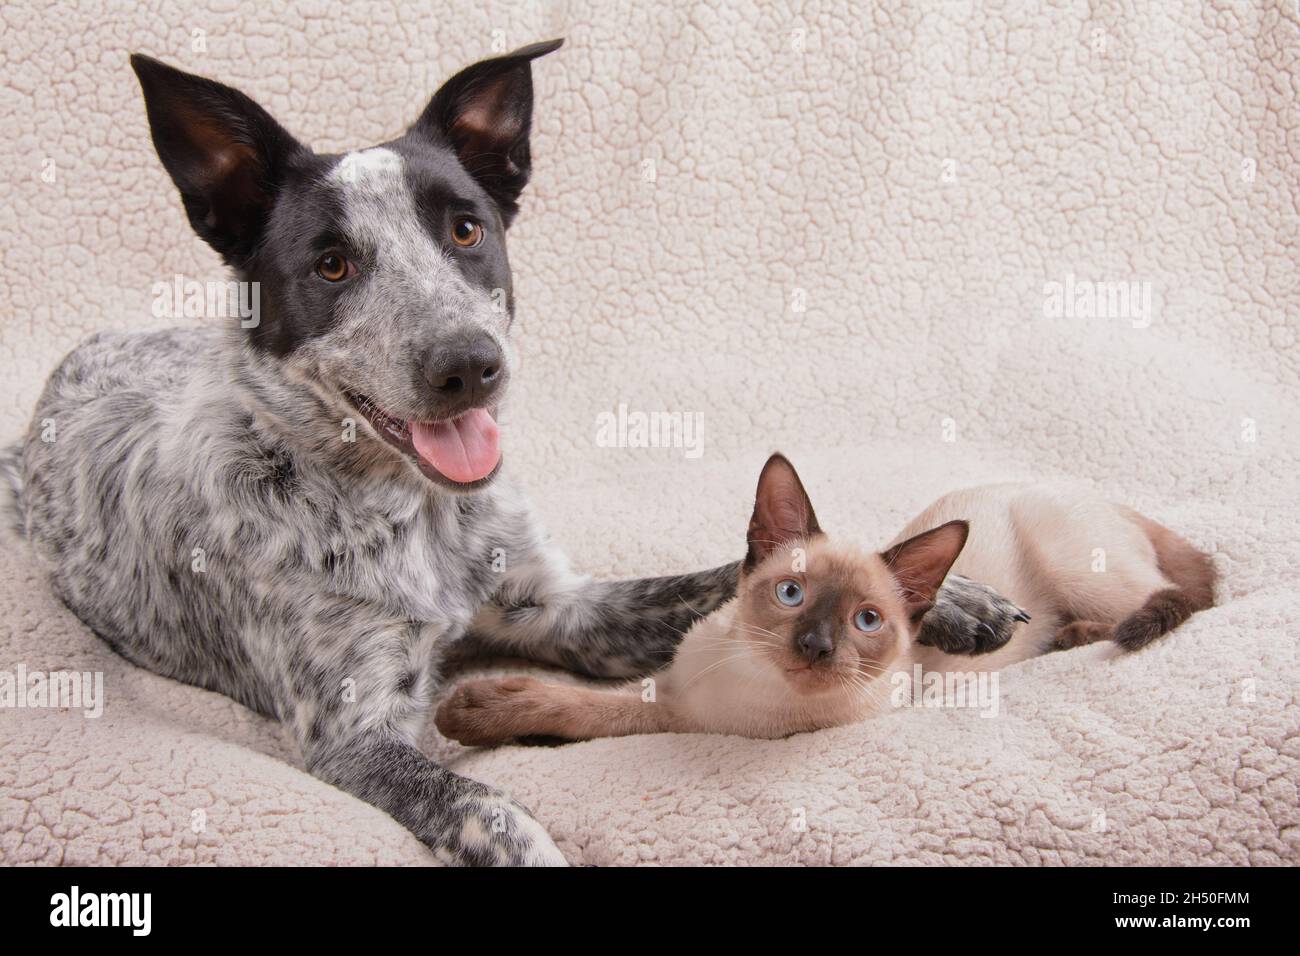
[
  {"left": 1053, "top": 586, "right": 1208, "bottom": 652},
  {"left": 436, "top": 677, "right": 673, "bottom": 747},
  {"left": 1053, "top": 619, "right": 1113, "bottom": 650},
  {"left": 1056, "top": 586, "right": 1211, "bottom": 654}
]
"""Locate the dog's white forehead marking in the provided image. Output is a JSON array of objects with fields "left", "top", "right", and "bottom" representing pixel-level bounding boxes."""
[
  {"left": 331, "top": 147, "right": 404, "bottom": 195},
  {"left": 329, "top": 147, "right": 453, "bottom": 281},
  {"left": 330, "top": 148, "right": 416, "bottom": 241}
]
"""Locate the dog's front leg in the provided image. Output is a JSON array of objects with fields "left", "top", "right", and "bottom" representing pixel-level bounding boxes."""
[
  {"left": 457, "top": 544, "right": 741, "bottom": 679},
  {"left": 916, "top": 573, "right": 1030, "bottom": 655},
  {"left": 280, "top": 606, "right": 565, "bottom": 866},
  {"left": 303, "top": 727, "right": 565, "bottom": 866}
]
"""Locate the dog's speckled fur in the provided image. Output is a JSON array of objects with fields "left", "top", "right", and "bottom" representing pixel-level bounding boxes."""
[{"left": 4, "top": 44, "right": 1025, "bottom": 865}]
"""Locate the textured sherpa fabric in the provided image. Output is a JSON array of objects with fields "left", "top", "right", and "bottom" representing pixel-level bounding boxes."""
[{"left": 1, "top": 1, "right": 1297, "bottom": 866}]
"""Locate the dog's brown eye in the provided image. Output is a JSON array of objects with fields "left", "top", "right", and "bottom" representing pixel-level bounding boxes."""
[
  {"left": 451, "top": 217, "right": 483, "bottom": 248},
  {"left": 316, "top": 253, "right": 354, "bottom": 282}
]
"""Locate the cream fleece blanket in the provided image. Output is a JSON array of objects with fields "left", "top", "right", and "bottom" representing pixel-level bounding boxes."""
[{"left": 1, "top": 1, "right": 1297, "bottom": 866}]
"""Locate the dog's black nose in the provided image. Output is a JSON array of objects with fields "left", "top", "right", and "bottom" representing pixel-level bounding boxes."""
[
  {"left": 797, "top": 630, "right": 835, "bottom": 664},
  {"left": 424, "top": 333, "right": 503, "bottom": 403}
]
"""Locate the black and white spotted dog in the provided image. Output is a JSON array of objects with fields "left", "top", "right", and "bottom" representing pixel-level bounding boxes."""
[{"left": 3, "top": 40, "right": 1024, "bottom": 865}]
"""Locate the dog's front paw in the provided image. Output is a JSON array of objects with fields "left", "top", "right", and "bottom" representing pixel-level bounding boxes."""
[
  {"left": 436, "top": 785, "right": 568, "bottom": 867},
  {"left": 436, "top": 677, "right": 544, "bottom": 747},
  {"left": 918, "top": 574, "right": 1029, "bottom": 655}
]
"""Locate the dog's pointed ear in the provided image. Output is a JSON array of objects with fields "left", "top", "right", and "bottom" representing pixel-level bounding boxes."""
[
  {"left": 745, "top": 454, "right": 823, "bottom": 571},
  {"left": 879, "top": 521, "right": 969, "bottom": 622},
  {"left": 412, "top": 38, "right": 563, "bottom": 225},
  {"left": 130, "top": 54, "right": 302, "bottom": 264}
]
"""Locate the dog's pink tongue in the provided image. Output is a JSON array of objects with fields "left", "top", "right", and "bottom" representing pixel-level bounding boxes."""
[{"left": 410, "top": 409, "right": 500, "bottom": 484}]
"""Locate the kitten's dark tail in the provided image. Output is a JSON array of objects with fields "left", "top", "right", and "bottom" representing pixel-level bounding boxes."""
[{"left": 1113, "top": 514, "right": 1217, "bottom": 651}]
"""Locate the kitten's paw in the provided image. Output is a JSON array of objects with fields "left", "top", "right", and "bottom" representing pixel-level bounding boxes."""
[
  {"left": 436, "top": 785, "right": 568, "bottom": 867},
  {"left": 1053, "top": 619, "right": 1112, "bottom": 650},
  {"left": 918, "top": 574, "right": 1029, "bottom": 655},
  {"left": 436, "top": 677, "right": 543, "bottom": 747}
]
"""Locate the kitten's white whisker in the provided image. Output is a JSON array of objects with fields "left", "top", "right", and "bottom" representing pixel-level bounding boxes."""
[{"left": 680, "top": 651, "right": 757, "bottom": 691}]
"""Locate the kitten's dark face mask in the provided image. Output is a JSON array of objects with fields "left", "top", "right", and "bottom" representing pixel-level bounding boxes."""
[
  {"left": 737, "top": 454, "right": 969, "bottom": 695},
  {"left": 737, "top": 539, "right": 909, "bottom": 694}
]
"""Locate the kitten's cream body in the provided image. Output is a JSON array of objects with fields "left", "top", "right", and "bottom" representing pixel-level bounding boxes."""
[
  {"left": 900, "top": 483, "right": 1180, "bottom": 672},
  {"left": 437, "top": 474, "right": 1215, "bottom": 746},
  {"left": 658, "top": 483, "right": 1185, "bottom": 732}
]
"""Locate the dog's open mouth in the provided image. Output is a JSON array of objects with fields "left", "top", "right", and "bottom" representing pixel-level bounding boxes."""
[{"left": 345, "top": 392, "right": 501, "bottom": 487}]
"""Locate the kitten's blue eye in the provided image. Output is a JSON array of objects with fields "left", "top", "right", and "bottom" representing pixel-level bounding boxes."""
[
  {"left": 775, "top": 579, "right": 804, "bottom": 607},
  {"left": 854, "top": 608, "right": 883, "bottom": 632}
]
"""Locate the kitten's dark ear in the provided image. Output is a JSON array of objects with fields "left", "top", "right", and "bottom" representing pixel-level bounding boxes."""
[
  {"left": 130, "top": 55, "right": 302, "bottom": 264},
  {"left": 745, "top": 454, "right": 822, "bottom": 570},
  {"left": 412, "top": 38, "right": 563, "bottom": 224},
  {"left": 880, "top": 521, "right": 969, "bottom": 622}
]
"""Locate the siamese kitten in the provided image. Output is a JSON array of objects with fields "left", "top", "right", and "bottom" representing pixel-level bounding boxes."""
[{"left": 436, "top": 454, "right": 1215, "bottom": 745}]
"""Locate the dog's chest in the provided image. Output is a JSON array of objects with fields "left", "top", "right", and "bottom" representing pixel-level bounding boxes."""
[{"left": 338, "top": 489, "right": 516, "bottom": 627}]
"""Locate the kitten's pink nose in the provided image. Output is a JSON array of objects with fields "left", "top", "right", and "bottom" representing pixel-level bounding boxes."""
[{"left": 797, "top": 630, "right": 835, "bottom": 664}]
